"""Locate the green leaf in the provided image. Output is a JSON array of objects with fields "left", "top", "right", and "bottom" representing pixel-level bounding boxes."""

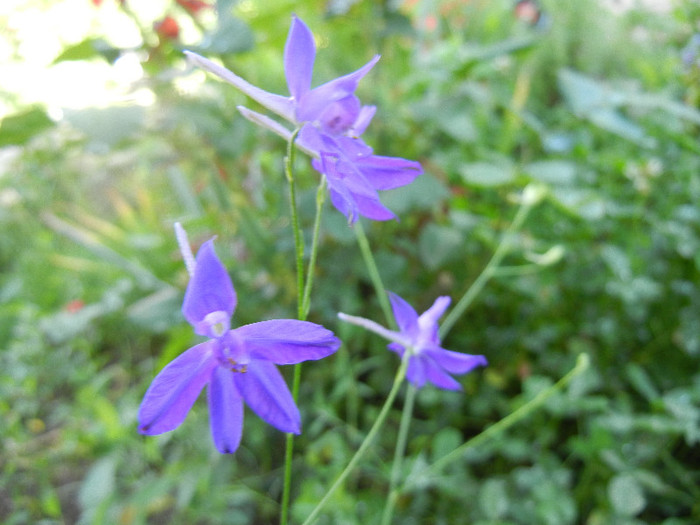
[
  {"left": 198, "top": 16, "right": 254, "bottom": 54},
  {"left": 439, "top": 112, "right": 477, "bottom": 142},
  {"left": 459, "top": 161, "right": 515, "bottom": 187},
  {"left": 63, "top": 105, "right": 145, "bottom": 147},
  {"left": 419, "top": 223, "right": 464, "bottom": 270},
  {"left": 52, "top": 38, "right": 119, "bottom": 64},
  {"left": 0, "top": 107, "right": 53, "bottom": 146},
  {"left": 524, "top": 160, "right": 578, "bottom": 186},
  {"left": 550, "top": 187, "right": 607, "bottom": 221},
  {"left": 479, "top": 479, "right": 509, "bottom": 519},
  {"left": 382, "top": 172, "right": 449, "bottom": 214},
  {"left": 431, "top": 427, "right": 462, "bottom": 463},
  {"left": 608, "top": 473, "right": 646, "bottom": 516},
  {"left": 79, "top": 457, "right": 116, "bottom": 512}
]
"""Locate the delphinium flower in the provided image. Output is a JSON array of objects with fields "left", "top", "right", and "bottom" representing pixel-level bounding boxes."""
[
  {"left": 184, "top": 15, "right": 422, "bottom": 223},
  {"left": 339, "top": 293, "right": 487, "bottom": 389},
  {"left": 138, "top": 224, "right": 341, "bottom": 453}
]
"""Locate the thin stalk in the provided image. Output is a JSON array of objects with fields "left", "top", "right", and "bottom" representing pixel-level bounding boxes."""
[
  {"left": 302, "top": 356, "right": 410, "bottom": 525},
  {"left": 301, "top": 177, "right": 327, "bottom": 319},
  {"left": 284, "top": 128, "right": 304, "bottom": 318},
  {"left": 381, "top": 384, "right": 417, "bottom": 525},
  {"left": 401, "top": 353, "right": 591, "bottom": 492},
  {"left": 439, "top": 200, "right": 532, "bottom": 339},
  {"left": 280, "top": 128, "right": 303, "bottom": 525},
  {"left": 354, "top": 220, "right": 395, "bottom": 328}
]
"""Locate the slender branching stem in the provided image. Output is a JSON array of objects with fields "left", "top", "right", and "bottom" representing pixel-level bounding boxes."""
[
  {"left": 302, "top": 356, "right": 410, "bottom": 525},
  {"left": 280, "top": 128, "right": 303, "bottom": 525},
  {"left": 285, "top": 128, "right": 304, "bottom": 319},
  {"left": 354, "top": 220, "right": 395, "bottom": 328},
  {"left": 301, "top": 177, "right": 327, "bottom": 319},
  {"left": 381, "top": 384, "right": 417, "bottom": 525},
  {"left": 439, "top": 198, "right": 533, "bottom": 339},
  {"left": 400, "top": 353, "right": 591, "bottom": 492}
]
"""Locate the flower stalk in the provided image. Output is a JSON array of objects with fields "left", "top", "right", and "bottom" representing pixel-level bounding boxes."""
[{"left": 302, "top": 355, "right": 410, "bottom": 525}]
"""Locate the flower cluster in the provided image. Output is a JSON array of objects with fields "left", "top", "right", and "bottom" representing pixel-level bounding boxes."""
[
  {"left": 140, "top": 17, "right": 487, "bottom": 455},
  {"left": 138, "top": 226, "right": 340, "bottom": 453},
  {"left": 185, "top": 16, "right": 422, "bottom": 223},
  {"left": 340, "top": 293, "right": 487, "bottom": 390}
]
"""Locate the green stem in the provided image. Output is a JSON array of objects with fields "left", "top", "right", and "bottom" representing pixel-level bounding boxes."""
[
  {"left": 439, "top": 199, "right": 533, "bottom": 339},
  {"left": 284, "top": 128, "right": 304, "bottom": 319},
  {"left": 354, "top": 220, "right": 395, "bottom": 328},
  {"left": 302, "top": 356, "right": 410, "bottom": 525},
  {"left": 401, "top": 353, "right": 591, "bottom": 492},
  {"left": 381, "top": 384, "right": 417, "bottom": 525},
  {"left": 280, "top": 128, "right": 303, "bottom": 525},
  {"left": 301, "top": 177, "right": 327, "bottom": 320}
]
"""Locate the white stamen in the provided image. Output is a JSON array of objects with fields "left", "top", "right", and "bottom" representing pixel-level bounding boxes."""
[{"left": 174, "top": 222, "right": 196, "bottom": 277}]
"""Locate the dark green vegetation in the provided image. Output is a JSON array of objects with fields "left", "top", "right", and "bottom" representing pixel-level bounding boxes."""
[{"left": 1, "top": 0, "right": 699, "bottom": 523}]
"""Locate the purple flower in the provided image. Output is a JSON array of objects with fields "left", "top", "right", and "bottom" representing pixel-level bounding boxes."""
[
  {"left": 283, "top": 15, "right": 379, "bottom": 137},
  {"left": 339, "top": 293, "right": 487, "bottom": 390},
  {"left": 184, "top": 16, "right": 423, "bottom": 223},
  {"left": 138, "top": 226, "right": 341, "bottom": 453}
]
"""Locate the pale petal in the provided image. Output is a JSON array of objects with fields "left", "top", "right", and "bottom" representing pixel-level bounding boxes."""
[
  {"left": 417, "top": 296, "right": 451, "bottom": 344},
  {"left": 235, "top": 360, "right": 301, "bottom": 434},
  {"left": 138, "top": 342, "right": 217, "bottom": 435},
  {"left": 208, "top": 366, "right": 244, "bottom": 453},
  {"left": 234, "top": 320, "right": 340, "bottom": 364},
  {"left": 182, "top": 239, "right": 236, "bottom": 337},
  {"left": 350, "top": 105, "right": 376, "bottom": 137},
  {"left": 284, "top": 15, "right": 316, "bottom": 101}
]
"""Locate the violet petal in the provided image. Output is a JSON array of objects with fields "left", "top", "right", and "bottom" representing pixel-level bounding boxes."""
[
  {"left": 138, "top": 341, "right": 217, "bottom": 435},
  {"left": 388, "top": 292, "right": 419, "bottom": 335},
  {"left": 235, "top": 360, "right": 301, "bottom": 434},
  {"left": 182, "top": 239, "right": 236, "bottom": 337},
  {"left": 424, "top": 347, "right": 488, "bottom": 375},
  {"left": 297, "top": 55, "right": 380, "bottom": 122},
  {"left": 284, "top": 15, "right": 316, "bottom": 103},
  {"left": 356, "top": 155, "right": 423, "bottom": 191},
  {"left": 405, "top": 355, "right": 427, "bottom": 389},
  {"left": 208, "top": 366, "right": 244, "bottom": 453},
  {"left": 234, "top": 320, "right": 340, "bottom": 364},
  {"left": 422, "top": 355, "right": 463, "bottom": 390}
]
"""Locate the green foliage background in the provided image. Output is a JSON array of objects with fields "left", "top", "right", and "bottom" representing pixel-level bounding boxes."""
[{"left": 1, "top": 0, "right": 699, "bottom": 523}]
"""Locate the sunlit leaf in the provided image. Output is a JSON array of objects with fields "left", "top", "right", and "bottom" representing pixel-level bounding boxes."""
[{"left": 0, "top": 107, "right": 53, "bottom": 146}]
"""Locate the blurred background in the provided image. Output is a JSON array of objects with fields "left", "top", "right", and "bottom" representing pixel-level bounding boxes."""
[{"left": 1, "top": 0, "right": 699, "bottom": 523}]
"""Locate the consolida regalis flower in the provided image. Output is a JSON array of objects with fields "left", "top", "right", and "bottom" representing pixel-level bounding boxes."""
[
  {"left": 138, "top": 224, "right": 340, "bottom": 453},
  {"left": 339, "top": 293, "right": 487, "bottom": 390},
  {"left": 184, "top": 16, "right": 422, "bottom": 223}
]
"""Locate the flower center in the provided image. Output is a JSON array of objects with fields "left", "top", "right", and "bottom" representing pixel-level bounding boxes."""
[
  {"left": 215, "top": 331, "right": 249, "bottom": 373},
  {"left": 318, "top": 95, "right": 361, "bottom": 136}
]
